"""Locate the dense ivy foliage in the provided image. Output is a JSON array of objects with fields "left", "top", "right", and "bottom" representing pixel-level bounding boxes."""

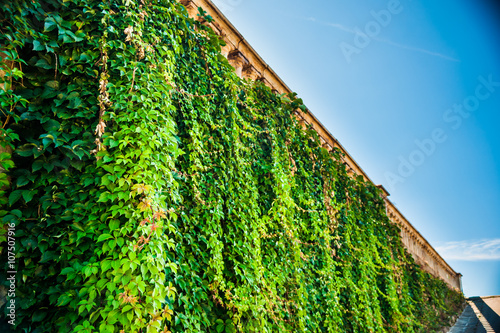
[{"left": 0, "top": 0, "right": 464, "bottom": 332}]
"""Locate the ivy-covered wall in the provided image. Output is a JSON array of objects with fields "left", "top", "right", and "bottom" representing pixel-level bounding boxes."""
[{"left": 0, "top": 0, "right": 464, "bottom": 332}]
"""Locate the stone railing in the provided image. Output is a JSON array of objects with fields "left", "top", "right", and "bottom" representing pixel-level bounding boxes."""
[
  {"left": 181, "top": 0, "right": 462, "bottom": 291},
  {"left": 384, "top": 195, "right": 462, "bottom": 290}
]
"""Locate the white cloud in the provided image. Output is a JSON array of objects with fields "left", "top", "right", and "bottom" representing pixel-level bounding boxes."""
[
  {"left": 325, "top": 22, "right": 357, "bottom": 34},
  {"left": 370, "top": 37, "right": 460, "bottom": 62},
  {"left": 436, "top": 239, "right": 500, "bottom": 261}
]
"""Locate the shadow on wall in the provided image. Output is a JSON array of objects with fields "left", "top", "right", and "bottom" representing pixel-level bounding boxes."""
[{"left": 470, "top": 297, "right": 500, "bottom": 331}]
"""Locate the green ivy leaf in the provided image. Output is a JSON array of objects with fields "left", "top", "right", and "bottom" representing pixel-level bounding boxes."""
[
  {"left": 32, "top": 160, "right": 44, "bottom": 172},
  {"left": 10, "top": 210, "right": 22, "bottom": 218},
  {"left": 57, "top": 294, "right": 73, "bottom": 307},
  {"left": 61, "top": 267, "right": 75, "bottom": 275},
  {"left": 9, "top": 190, "right": 23, "bottom": 206},
  {"left": 97, "top": 234, "right": 113, "bottom": 242},
  {"left": 45, "top": 80, "right": 60, "bottom": 90},
  {"left": 33, "top": 40, "right": 45, "bottom": 51},
  {"left": 16, "top": 175, "right": 30, "bottom": 187},
  {"left": 22, "top": 189, "right": 36, "bottom": 203},
  {"left": 40, "top": 251, "right": 58, "bottom": 263},
  {"left": 101, "top": 260, "right": 112, "bottom": 273},
  {"left": 109, "top": 219, "right": 120, "bottom": 231},
  {"left": 42, "top": 119, "right": 60, "bottom": 132},
  {"left": 35, "top": 58, "right": 53, "bottom": 69},
  {"left": 44, "top": 17, "right": 58, "bottom": 32},
  {"left": 32, "top": 310, "right": 48, "bottom": 322}
]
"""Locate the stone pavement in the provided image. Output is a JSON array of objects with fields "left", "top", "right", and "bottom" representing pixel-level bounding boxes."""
[{"left": 449, "top": 296, "right": 500, "bottom": 333}]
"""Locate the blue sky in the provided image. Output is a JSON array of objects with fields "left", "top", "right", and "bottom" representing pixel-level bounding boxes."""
[{"left": 210, "top": 0, "right": 500, "bottom": 297}]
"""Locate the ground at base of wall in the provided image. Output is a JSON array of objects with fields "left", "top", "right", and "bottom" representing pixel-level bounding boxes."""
[{"left": 448, "top": 296, "right": 500, "bottom": 333}]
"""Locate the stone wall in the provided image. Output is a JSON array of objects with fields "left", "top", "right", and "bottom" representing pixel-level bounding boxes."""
[
  {"left": 178, "top": 0, "right": 462, "bottom": 292},
  {"left": 386, "top": 199, "right": 462, "bottom": 290},
  {"left": 0, "top": 0, "right": 461, "bottom": 291}
]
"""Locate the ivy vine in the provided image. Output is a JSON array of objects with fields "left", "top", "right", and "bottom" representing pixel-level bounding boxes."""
[{"left": 0, "top": 0, "right": 463, "bottom": 332}]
